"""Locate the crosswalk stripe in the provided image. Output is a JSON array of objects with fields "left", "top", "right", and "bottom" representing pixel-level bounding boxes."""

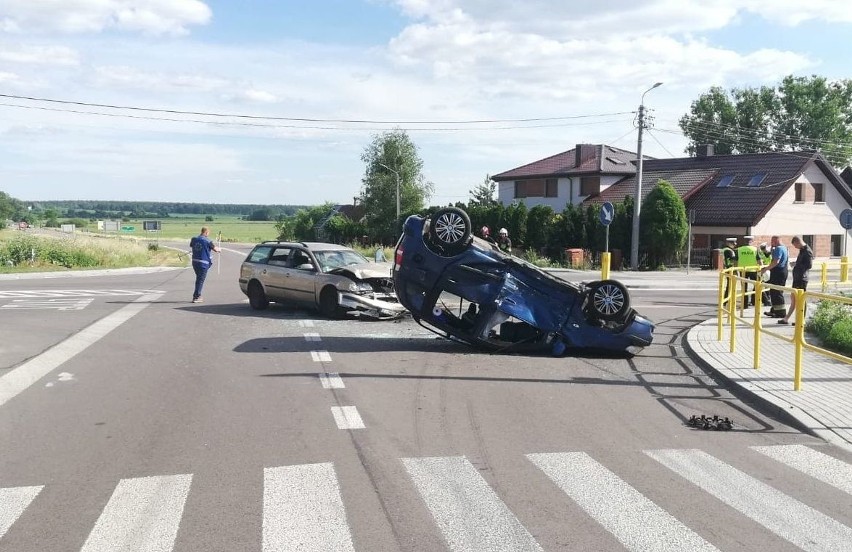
[
  {"left": 751, "top": 444, "right": 852, "bottom": 496},
  {"left": 263, "top": 463, "right": 355, "bottom": 552},
  {"left": 304, "top": 333, "right": 322, "bottom": 342},
  {"left": 330, "top": 406, "right": 365, "bottom": 429},
  {"left": 401, "top": 456, "right": 543, "bottom": 552},
  {"left": 527, "top": 452, "right": 718, "bottom": 552},
  {"left": 0, "top": 486, "right": 43, "bottom": 539},
  {"left": 319, "top": 372, "right": 345, "bottom": 389},
  {"left": 310, "top": 350, "right": 331, "bottom": 362},
  {"left": 646, "top": 448, "right": 852, "bottom": 552},
  {"left": 80, "top": 474, "right": 192, "bottom": 552}
]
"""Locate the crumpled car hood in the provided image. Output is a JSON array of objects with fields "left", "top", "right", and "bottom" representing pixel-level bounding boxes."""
[{"left": 329, "top": 262, "right": 393, "bottom": 280}]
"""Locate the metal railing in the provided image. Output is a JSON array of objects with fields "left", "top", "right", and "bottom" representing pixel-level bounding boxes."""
[{"left": 716, "top": 263, "right": 852, "bottom": 391}]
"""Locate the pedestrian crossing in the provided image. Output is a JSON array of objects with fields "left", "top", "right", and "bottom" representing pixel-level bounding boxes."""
[{"left": 1, "top": 445, "right": 850, "bottom": 551}]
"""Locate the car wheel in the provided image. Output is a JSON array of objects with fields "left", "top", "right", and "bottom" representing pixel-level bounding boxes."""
[
  {"left": 319, "top": 286, "right": 340, "bottom": 318},
  {"left": 587, "top": 280, "right": 630, "bottom": 321},
  {"left": 428, "top": 207, "right": 472, "bottom": 256},
  {"left": 248, "top": 281, "right": 270, "bottom": 310}
]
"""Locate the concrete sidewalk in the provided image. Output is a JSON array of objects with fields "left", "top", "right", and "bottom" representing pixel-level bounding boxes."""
[
  {"left": 549, "top": 267, "right": 721, "bottom": 289},
  {"left": 686, "top": 310, "right": 852, "bottom": 452}
]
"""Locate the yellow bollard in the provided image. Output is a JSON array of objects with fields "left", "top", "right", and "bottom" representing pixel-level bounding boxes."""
[
  {"left": 717, "top": 270, "right": 726, "bottom": 341},
  {"left": 821, "top": 262, "right": 828, "bottom": 293},
  {"left": 793, "top": 289, "right": 806, "bottom": 391},
  {"left": 601, "top": 251, "right": 611, "bottom": 280},
  {"left": 728, "top": 272, "right": 736, "bottom": 353},
  {"left": 753, "top": 279, "right": 762, "bottom": 370},
  {"left": 842, "top": 256, "right": 849, "bottom": 283}
]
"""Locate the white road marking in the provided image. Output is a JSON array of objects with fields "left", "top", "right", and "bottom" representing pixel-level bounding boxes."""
[
  {"left": 319, "top": 373, "right": 345, "bottom": 389},
  {"left": 401, "top": 456, "right": 543, "bottom": 552},
  {"left": 0, "top": 289, "right": 157, "bottom": 298},
  {"left": 310, "top": 350, "right": 332, "bottom": 362},
  {"left": 299, "top": 320, "right": 315, "bottom": 328},
  {"left": 80, "top": 474, "right": 192, "bottom": 552},
  {"left": 330, "top": 406, "right": 365, "bottom": 429},
  {"left": 751, "top": 445, "right": 852, "bottom": 496},
  {"left": 527, "top": 452, "right": 717, "bottom": 552},
  {"left": 0, "top": 292, "right": 161, "bottom": 408},
  {"left": 646, "top": 448, "right": 852, "bottom": 552},
  {"left": 0, "top": 486, "right": 43, "bottom": 540},
  {"left": 304, "top": 333, "right": 322, "bottom": 342},
  {"left": 57, "top": 372, "right": 74, "bottom": 381},
  {"left": 263, "top": 463, "right": 355, "bottom": 552},
  {"left": 1, "top": 298, "right": 93, "bottom": 310}
]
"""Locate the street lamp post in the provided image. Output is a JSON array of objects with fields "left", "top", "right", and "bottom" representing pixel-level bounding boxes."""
[
  {"left": 630, "top": 82, "right": 663, "bottom": 270},
  {"left": 378, "top": 162, "right": 401, "bottom": 221}
]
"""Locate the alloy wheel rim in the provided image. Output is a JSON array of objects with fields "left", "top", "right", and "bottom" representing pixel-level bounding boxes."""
[
  {"left": 435, "top": 213, "right": 466, "bottom": 243},
  {"left": 593, "top": 284, "right": 624, "bottom": 315}
]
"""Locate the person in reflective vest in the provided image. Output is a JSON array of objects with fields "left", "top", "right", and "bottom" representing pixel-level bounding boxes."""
[
  {"left": 758, "top": 242, "right": 772, "bottom": 304},
  {"left": 722, "top": 237, "right": 738, "bottom": 303},
  {"left": 737, "top": 235, "right": 760, "bottom": 307}
]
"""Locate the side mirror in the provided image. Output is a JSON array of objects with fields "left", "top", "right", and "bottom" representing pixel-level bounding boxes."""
[{"left": 296, "top": 263, "right": 315, "bottom": 271}]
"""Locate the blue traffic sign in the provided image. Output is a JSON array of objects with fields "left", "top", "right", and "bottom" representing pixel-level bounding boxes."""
[
  {"left": 599, "top": 202, "right": 615, "bottom": 226},
  {"left": 841, "top": 209, "right": 852, "bottom": 230}
]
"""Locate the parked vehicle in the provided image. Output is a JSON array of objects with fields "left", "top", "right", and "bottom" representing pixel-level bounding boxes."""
[
  {"left": 239, "top": 241, "right": 405, "bottom": 319},
  {"left": 392, "top": 207, "right": 654, "bottom": 355}
]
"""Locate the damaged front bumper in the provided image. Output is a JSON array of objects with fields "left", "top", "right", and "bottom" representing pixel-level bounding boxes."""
[{"left": 338, "top": 291, "right": 407, "bottom": 319}]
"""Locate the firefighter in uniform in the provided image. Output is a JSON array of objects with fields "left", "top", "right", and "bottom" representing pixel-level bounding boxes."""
[
  {"left": 722, "top": 237, "right": 738, "bottom": 303},
  {"left": 760, "top": 235, "right": 789, "bottom": 317},
  {"left": 737, "top": 235, "right": 760, "bottom": 307}
]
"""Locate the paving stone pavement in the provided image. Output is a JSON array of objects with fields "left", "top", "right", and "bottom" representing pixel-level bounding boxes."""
[{"left": 686, "top": 308, "right": 852, "bottom": 453}]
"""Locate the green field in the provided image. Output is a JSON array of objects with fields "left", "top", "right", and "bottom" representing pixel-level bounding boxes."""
[{"left": 85, "top": 215, "right": 280, "bottom": 243}]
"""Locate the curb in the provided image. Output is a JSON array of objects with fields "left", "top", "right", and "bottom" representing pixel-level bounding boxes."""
[{"left": 683, "top": 320, "right": 852, "bottom": 453}]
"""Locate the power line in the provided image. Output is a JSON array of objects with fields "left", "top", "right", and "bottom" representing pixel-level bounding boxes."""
[{"left": 0, "top": 92, "right": 633, "bottom": 125}]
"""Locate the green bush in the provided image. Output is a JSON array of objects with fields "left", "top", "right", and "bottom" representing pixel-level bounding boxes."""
[
  {"left": 806, "top": 299, "right": 849, "bottom": 337},
  {"left": 824, "top": 318, "right": 852, "bottom": 356}
]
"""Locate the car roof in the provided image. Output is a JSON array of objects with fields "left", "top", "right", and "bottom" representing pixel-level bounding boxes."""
[{"left": 257, "top": 241, "right": 353, "bottom": 252}]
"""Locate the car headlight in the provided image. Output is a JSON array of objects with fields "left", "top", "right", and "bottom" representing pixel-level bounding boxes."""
[{"left": 348, "top": 281, "right": 374, "bottom": 293}]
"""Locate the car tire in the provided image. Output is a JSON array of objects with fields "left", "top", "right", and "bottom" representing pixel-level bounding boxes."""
[
  {"left": 248, "top": 281, "right": 270, "bottom": 310},
  {"left": 428, "top": 207, "right": 472, "bottom": 256},
  {"left": 319, "top": 286, "right": 341, "bottom": 318},
  {"left": 587, "top": 280, "right": 630, "bottom": 321}
]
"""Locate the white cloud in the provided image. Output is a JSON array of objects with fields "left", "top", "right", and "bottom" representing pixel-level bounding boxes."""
[
  {"left": 0, "top": 0, "right": 211, "bottom": 35},
  {"left": 224, "top": 88, "right": 279, "bottom": 104},
  {"left": 0, "top": 43, "right": 79, "bottom": 65}
]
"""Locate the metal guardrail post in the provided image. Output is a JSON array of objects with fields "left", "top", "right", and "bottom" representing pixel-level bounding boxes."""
[
  {"left": 793, "top": 288, "right": 806, "bottom": 391},
  {"left": 728, "top": 271, "right": 736, "bottom": 353},
  {"left": 821, "top": 262, "right": 828, "bottom": 293},
  {"left": 717, "top": 270, "right": 725, "bottom": 341},
  {"left": 753, "top": 279, "right": 762, "bottom": 370},
  {"left": 601, "top": 251, "right": 611, "bottom": 280},
  {"left": 842, "top": 256, "right": 849, "bottom": 283}
]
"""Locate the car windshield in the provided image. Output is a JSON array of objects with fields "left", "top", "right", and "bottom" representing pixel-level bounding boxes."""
[{"left": 313, "top": 249, "right": 369, "bottom": 272}]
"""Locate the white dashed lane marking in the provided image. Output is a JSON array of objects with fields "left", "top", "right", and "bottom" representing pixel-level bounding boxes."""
[
  {"left": 319, "top": 373, "right": 345, "bottom": 389},
  {"left": 311, "top": 350, "right": 332, "bottom": 362},
  {"left": 303, "top": 333, "right": 322, "bottom": 342},
  {"left": 0, "top": 486, "right": 43, "bottom": 540},
  {"left": 1, "top": 298, "right": 94, "bottom": 310},
  {"left": 331, "top": 406, "right": 365, "bottom": 429}
]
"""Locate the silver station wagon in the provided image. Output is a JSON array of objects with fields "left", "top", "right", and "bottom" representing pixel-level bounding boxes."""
[{"left": 239, "top": 241, "right": 405, "bottom": 319}]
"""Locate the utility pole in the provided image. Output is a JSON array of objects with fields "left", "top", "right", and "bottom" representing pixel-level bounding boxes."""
[{"left": 630, "top": 82, "right": 663, "bottom": 270}]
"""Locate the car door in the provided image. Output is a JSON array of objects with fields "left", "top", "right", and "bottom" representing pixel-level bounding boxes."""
[
  {"left": 261, "top": 246, "right": 292, "bottom": 301},
  {"left": 284, "top": 247, "right": 319, "bottom": 305}
]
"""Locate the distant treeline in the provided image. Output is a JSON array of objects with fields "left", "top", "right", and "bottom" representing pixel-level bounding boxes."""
[{"left": 31, "top": 201, "right": 308, "bottom": 220}]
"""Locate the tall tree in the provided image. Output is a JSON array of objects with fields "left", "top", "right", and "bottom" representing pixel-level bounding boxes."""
[
  {"left": 360, "top": 129, "right": 433, "bottom": 242},
  {"left": 679, "top": 75, "right": 852, "bottom": 166},
  {"left": 639, "top": 180, "right": 688, "bottom": 268},
  {"left": 469, "top": 175, "right": 497, "bottom": 206}
]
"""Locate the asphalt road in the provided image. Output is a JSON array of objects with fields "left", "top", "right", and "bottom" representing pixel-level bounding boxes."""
[{"left": 1, "top": 252, "right": 851, "bottom": 551}]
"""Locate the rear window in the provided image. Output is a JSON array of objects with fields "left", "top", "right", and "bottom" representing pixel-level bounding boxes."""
[{"left": 247, "top": 245, "right": 274, "bottom": 263}]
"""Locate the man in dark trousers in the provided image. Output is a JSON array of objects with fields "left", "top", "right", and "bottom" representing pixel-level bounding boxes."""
[
  {"left": 190, "top": 226, "right": 221, "bottom": 303},
  {"left": 722, "top": 237, "right": 738, "bottom": 304},
  {"left": 737, "top": 235, "right": 760, "bottom": 307},
  {"left": 760, "top": 235, "right": 788, "bottom": 318},
  {"left": 779, "top": 236, "right": 813, "bottom": 325}
]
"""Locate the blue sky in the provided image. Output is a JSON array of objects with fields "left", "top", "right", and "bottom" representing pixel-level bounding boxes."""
[{"left": 0, "top": 0, "right": 851, "bottom": 206}]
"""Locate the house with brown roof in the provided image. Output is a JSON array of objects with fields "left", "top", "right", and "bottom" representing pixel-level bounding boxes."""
[
  {"left": 584, "top": 147, "right": 852, "bottom": 258},
  {"left": 491, "top": 144, "right": 639, "bottom": 210}
]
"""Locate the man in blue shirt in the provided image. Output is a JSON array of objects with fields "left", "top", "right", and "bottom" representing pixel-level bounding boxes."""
[
  {"left": 190, "top": 227, "right": 220, "bottom": 303},
  {"left": 759, "top": 235, "right": 788, "bottom": 317}
]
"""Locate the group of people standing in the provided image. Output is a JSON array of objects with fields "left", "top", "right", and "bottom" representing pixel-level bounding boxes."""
[{"left": 722, "top": 234, "right": 813, "bottom": 325}]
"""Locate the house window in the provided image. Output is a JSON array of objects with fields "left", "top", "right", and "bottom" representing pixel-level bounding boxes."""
[
  {"left": 813, "top": 183, "right": 825, "bottom": 202},
  {"left": 803, "top": 235, "right": 815, "bottom": 250},
  {"left": 580, "top": 176, "right": 600, "bottom": 196},
  {"left": 831, "top": 234, "right": 843, "bottom": 256},
  {"left": 545, "top": 178, "right": 558, "bottom": 197},
  {"left": 794, "top": 182, "right": 803, "bottom": 202},
  {"left": 716, "top": 175, "right": 734, "bottom": 188},
  {"left": 515, "top": 181, "right": 527, "bottom": 198},
  {"left": 746, "top": 173, "right": 767, "bottom": 187}
]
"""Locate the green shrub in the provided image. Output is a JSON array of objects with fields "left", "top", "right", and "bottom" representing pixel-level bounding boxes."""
[
  {"left": 824, "top": 317, "right": 852, "bottom": 356},
  {"left": 806, "top": 300, "right": 849, "bottom": 336}
]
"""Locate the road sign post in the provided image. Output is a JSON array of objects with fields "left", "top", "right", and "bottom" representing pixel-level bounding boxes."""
[
  {"left": 839, "top": 209, "right": 852, "bottom": 281},
  {"left": 599, "top": 202, "right": 614, "bottom": 279}
]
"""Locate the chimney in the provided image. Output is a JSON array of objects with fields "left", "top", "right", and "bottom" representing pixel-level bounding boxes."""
[
  {"left": 696, "top": 144, "right": 715, "bottom": 157},
  {"left": 575, "top": 144, "right": 597, "bottom": 167}
]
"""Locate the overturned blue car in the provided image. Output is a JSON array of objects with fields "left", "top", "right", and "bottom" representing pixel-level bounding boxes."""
[{"left": 392, "top": 207, "right": 654, "bottom": 355}]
